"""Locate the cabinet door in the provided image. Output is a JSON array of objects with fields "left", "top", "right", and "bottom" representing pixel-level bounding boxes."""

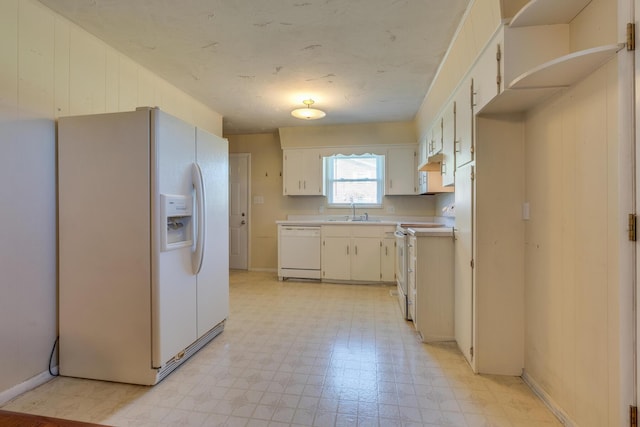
[
  {"left": 418, "top": 138, "right": 428, "bottom": 167},
  {"left": 283, "top": 149, "right": 324, "bottom": 195},
  {"left": 321, "top": 236, "right": 350, "bottom": 280},
  {"left": 473, "top": 34, "right": 503, "bottom": 112},
  {"left": 426, "top": 128, "right": 435, "bottom": 158},
  {"left": 441, "top": 102, "right": 455, "bottom": 187},
  {"left": 454, "top": 164, "right": 474, "bottom": 366},
  {"left": 386, "top": 146, "right": 418, "bottom": 195},
  {"left": 283, "top": 149, "right": 302, "bottom": 195},
  {"left": 418, "top": 171, "right": 427, "bottom": 194},
  {"left": 380, "top": 237, "right": 395, "bottom": 282},
  {"left": 301, "top": 150, "right": 324, "bottom": 195},
  {"left": 434, "top": 117, "right": 444, "bottom": 155},
  {"left": 351, "top": 237, "right": 381, "bottom": 281},
  {"left": 455, "top": 77, "right": 474, "bottom": 168}
]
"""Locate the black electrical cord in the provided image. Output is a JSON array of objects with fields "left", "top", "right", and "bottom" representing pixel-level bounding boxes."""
[{"left": 48, "top": 336, "right": 59, "bottom": 376}]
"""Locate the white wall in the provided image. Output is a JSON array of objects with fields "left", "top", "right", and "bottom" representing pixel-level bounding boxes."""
[
  {"left": 520, "top": 0, "right": 627, "bottom": 425},
  {"left": 0, "top": 0, "right": 222, "bottom": 402},
  {"left": 523, "top": 57, "right": 622, "bottom": 427}
]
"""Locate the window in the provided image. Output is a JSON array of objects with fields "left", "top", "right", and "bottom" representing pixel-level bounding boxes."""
[{"left": 325, "top": 154, "right": 384, "bottom": 206}]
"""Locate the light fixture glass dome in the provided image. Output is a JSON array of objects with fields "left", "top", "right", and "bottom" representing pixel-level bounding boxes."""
[{"left": 291, "top": 99, "right": 326, "bottom": 120}]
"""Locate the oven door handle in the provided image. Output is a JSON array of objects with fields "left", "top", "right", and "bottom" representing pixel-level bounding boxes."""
[{"left": 394, "top": 231, "right": 406, "bottom": 238}]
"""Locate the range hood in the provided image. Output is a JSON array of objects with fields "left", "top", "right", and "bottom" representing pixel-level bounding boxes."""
[{"left": 418, "top": 153, "right": 443, "bottom": 172}]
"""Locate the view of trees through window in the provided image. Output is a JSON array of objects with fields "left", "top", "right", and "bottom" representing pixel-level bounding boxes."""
[{"left": 325, "top": 154, "right": 384, "bottom": 205}]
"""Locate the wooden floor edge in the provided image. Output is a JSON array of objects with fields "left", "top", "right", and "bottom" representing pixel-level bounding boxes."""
[{"left": 0, "top": 409, "right": 110, "bottom": 427}]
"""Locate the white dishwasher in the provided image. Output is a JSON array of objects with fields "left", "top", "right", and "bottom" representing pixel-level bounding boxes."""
[{"left": 277, "top": 225, "right": 321, "bottom": 280}]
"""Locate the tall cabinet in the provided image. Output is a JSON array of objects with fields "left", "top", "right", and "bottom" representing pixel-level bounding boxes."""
[{"left": 455, "top": 117, "right": 525, "bottom": 375}]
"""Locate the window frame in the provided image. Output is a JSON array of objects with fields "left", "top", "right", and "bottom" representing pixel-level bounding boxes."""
[{"left": 324, "top": 154, "right": 385, "bottom": 208}]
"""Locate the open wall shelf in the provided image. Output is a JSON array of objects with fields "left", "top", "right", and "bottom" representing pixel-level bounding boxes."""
[
  {"left": 509, "top": 0, "right": 592, "bottom": 27},
  {"left": 480, "top": 43, "right": 623, "bottom": 114}
]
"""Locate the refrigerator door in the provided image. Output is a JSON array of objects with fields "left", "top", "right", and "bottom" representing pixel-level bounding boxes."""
[
  {"left": 195, "top": 128, "right": 230, "bottom": 337},
  {"left": 151, "top": 109, "right": 198, "bottom": 367}
]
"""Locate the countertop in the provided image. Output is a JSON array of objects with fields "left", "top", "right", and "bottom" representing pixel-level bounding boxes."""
[
  {"left": 276, "top": 219, "right": 398, "bottom": 226},
  {"left": 276, "top": 219, "right": 448, "bottom": 227}
]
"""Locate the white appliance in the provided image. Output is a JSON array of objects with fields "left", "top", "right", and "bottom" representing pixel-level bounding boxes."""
[
  {"left": 277, "top": 225, "right": 321, "bottom": 280},
  {"left": 58, "top": 107, "right": 229, "bottom": 385}
]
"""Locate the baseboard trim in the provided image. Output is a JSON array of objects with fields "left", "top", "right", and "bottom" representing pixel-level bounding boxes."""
[
  {"left": 0, "top": 370, "right": 55, "bottom": 406},
  {"left": 522, "top": 370, "right": 575, "bottom": 426}
]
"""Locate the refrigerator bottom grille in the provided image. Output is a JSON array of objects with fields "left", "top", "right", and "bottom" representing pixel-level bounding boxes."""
[{"left": 156, "top": 320, "right": 226, "bottom": 383}]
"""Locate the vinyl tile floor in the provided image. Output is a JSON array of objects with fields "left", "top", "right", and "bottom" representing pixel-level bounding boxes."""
[{"left": 2, "top": 271, "right": 561, "bottom": 427}]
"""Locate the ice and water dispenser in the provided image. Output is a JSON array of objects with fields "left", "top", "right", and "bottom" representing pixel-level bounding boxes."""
[{"left": 160, "top": 194, "right": 193, "bottom": 251}]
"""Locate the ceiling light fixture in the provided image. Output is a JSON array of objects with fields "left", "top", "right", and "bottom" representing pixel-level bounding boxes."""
[{"left": 291, "top": 99, "right": 326, "bottom": 120}]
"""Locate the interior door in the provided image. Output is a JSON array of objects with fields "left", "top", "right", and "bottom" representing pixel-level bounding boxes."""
[
  {"left": 229, "top": 153, "right": 250, "bottom": 269},
  {"left": 454, "top": 163, "right": 474, "bottom": 368}
]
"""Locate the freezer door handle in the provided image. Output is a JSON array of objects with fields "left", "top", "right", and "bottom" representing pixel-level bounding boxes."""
[{"left": 192, "top": 163, "right": 206, "bottom": 274}]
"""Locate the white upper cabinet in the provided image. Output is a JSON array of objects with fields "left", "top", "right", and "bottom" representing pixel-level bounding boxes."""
[
  {"left": 386, "top": 146, "right": 418, "bottom": 195},
  {"left": 441, "top": 101, "right": 455, "bottom": 187},
  {"left": 282, "top": 148, "right": 324, "bottom": 196},
  {"left": 427, "top": 118, "right": 443, "bottom": 158},
  {"left": 455, "top": 76, "right": 474, "bottom": 168},
  {"left": 422, "top": 103, "right": 455, "bottom": 187}
]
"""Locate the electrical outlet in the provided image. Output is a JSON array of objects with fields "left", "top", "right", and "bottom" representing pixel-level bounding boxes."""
[{"left": 386, "top": 205, "right": 395, "bottom": 213}]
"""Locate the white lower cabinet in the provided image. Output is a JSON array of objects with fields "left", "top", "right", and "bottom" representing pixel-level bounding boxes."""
[
  {"left": 321, "top": 225, "right": 396, "bottom": 282},
  {"left": 408, "top": 230, "right": 454, "bottom": 342},
  {"left": 321, "top": 236, "right": 351, "bottom": 280},
  {"left": 380, "top": 235, "right": 395, "bottom": 282},
  {"left": 350, "top": 237, "right": 382, "bottom": 281}
]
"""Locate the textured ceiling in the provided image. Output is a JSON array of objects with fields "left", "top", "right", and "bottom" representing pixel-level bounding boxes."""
[{"left": 38, "top": 0, "right": 470, "bottom": 134}]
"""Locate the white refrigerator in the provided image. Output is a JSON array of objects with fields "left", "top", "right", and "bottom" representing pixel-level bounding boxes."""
[{"left": 57, "top": 107, "right": 229, "bottom": 385}]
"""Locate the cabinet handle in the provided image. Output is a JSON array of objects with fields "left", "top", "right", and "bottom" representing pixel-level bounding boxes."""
[
  {"left": 385, "top": 247, "right": 388, "bottom": 256},
  {"left": 455, "top": 140, "right": 461, "bottom": 153},
  {"left": 355, "top": 245, "right": 358, "bottom": 255},
  {"left": 441, "top": 162, "right": 446, "bottom": 175},
  {"left": 303, "top": 180, "right": 306, "bottom": 189},
  {"left": 298, "top": 180, "right": 301, "bottom": 189},
  {"left": 347, "top": 246, "right": 349, "bottom": 255}
]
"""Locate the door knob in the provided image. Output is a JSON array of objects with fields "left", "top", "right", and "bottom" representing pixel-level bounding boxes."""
[{"left": 241, "top": 220, "right": 246, "bottom": 225}]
